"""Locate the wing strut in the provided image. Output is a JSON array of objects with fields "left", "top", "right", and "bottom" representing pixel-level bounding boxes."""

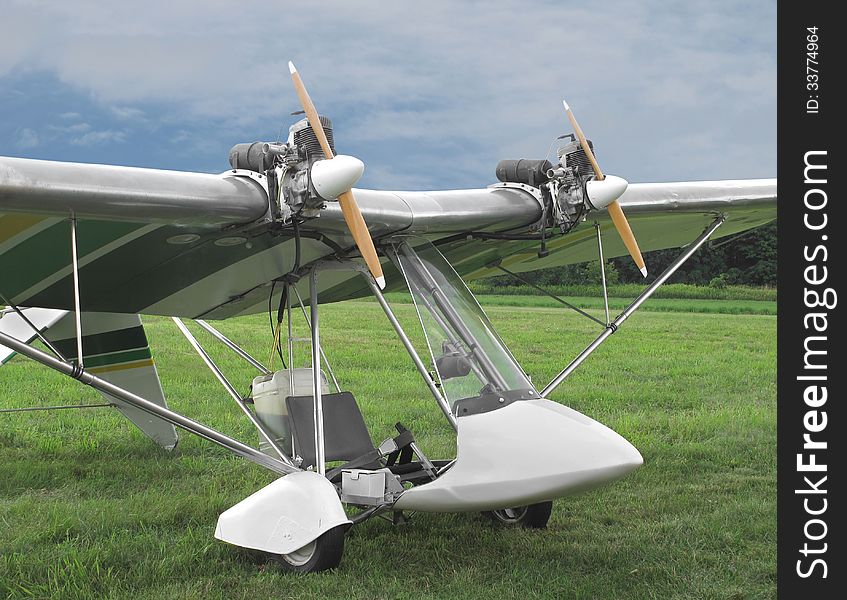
[
  {"left": 69, "top": 216, "right": 84, "bottom": 368},
  {"left": 172, "top": 318, "right": 296, "bottom": 467},
  {"left": 540, "top": 215, "right": 726, "bottom": 398},
  {"left": 0, "top": 295, "right": 67, "bottom": 360},
  {"left": 491, "top": 264, "right": 606, "bottom": 327},
  {"left": 595, "top": 222, "right": 611, "bottom": 327}
]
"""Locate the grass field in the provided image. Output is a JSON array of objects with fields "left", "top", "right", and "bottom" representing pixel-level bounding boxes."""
[
  {"left": 377, "top": 292, "right": 777, "bottom": 316},
  {"left": 467, "top": 283, "right": 777, "bottom": 302},
  {"left": 0, "top": 295, "right": 776, "bottom": 599}
]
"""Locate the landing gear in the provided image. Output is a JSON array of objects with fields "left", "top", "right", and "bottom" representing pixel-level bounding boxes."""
[
  {"left": 270, "top": 525, "right": 347, "bottom": 573},
  {"left": 485, "top": 501, "right": 553, "bottom": 529}
]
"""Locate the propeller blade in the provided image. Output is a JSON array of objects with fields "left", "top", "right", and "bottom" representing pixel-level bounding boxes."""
[
  {"left": 289, "top": 62, "right": 334, "bottom": 160},
  {"left": 289, "top": 61, "right": 385, "bottom": 288},
  {"left": 607, "top": 201, "right": 647, "bottom": 278},
  {"left": 337, "top": 190, "right": 385, "bottom": 289},
  {"left": 562, "top": 100, "right": 647, "bottom": 277},
  {"left": 563, "top": 100, "right": 604, "bottom": 181}
]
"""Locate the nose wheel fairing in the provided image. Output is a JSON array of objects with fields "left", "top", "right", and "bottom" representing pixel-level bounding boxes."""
[
  {"left": 392, "top": 398, "right": 643, "bottom": 513},
  {"left": 214, "top": 471, "right": 351, "bottom": 555}
]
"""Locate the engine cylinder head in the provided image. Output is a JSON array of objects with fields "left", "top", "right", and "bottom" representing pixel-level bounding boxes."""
[
  {"left": 557, "top": 139, "right": 595, "bottom": 177},
  {"left": 289, "top": 115, "right": 336, "bottom": 160}
]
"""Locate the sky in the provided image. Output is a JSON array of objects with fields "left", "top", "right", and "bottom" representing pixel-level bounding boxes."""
[{"left": 1, "top": 0, "right": 776, "bottom": 191}]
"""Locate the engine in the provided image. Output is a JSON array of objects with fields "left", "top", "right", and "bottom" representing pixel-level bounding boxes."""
[
  {"left": 495, "top": 136, "right": 597, "bottom": 235},
  {"left": 228, "top": 115, "right": 338, "bottom": 221}
]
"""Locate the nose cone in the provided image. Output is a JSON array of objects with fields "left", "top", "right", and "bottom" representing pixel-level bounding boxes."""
[
  {"left": 310, "top": 155, "right": 365, "bottom": 200},
  {"left": 585, "top": 174, "right": 628, "bottom": 210},
  {"left": 394, "top": 398, "right": 643, "bottom": 512}
]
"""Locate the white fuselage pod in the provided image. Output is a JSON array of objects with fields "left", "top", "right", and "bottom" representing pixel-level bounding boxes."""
[{"left": 392, "top": 398, "right": 643, "bottom": 512}]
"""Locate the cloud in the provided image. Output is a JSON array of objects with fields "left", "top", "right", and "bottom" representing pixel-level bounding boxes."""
[
  {"left": 57, "top": 122, "right": 92, "bottom": 134},
  {"left": 15, "top": 127, "right": 39, "bottom": 148},
  {"left": 109, "top": 106, "right": 146, "bottom": 121},
  {"left": 18, "top": 118, "right": 127, "bottom": 149},
  {"left": 0, "top": 0, "right": 776, "bottom": 188},
  {"left": 69, "top": 129, "right": 127, "bottom": 146}
]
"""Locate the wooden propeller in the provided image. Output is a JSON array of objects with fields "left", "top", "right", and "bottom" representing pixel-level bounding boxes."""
[
  {"left": 289, "top": 62, "right": 385, "bottom": 288},
  {"left": 563, "top": 100, "right": 647, "bottom": 277}
]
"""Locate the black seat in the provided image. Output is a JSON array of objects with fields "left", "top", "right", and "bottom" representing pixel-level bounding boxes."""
[{"left": 285, "top": 392, "right": 378, "bottom": 471}]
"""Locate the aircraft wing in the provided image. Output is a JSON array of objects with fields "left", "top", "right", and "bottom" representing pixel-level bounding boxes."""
[
  {"left": 1, "top": 156, "right": 775, "bottom": 319},
  {"left": 436, "top": 178, "right": 777, "bottom": 282}
]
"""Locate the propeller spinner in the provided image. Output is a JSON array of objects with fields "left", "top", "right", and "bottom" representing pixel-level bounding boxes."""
[
  {"left": 563, "top": 100, "right": 647, "bottom": 277},
  {"left": 288, "top": 62, "right": 386, "bottom": 289}
]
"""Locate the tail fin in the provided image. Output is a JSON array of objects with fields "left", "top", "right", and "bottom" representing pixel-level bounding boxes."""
[{"left": 1, "top": 309, "right": 178, "bottom": 450}]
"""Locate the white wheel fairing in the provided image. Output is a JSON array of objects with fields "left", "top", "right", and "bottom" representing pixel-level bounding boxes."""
[
  {"left": 214, "top": 471, "right": 351, "bottom": 555},
  {"left": 393, "top": 399, "right": 643, "bottom": 512}
]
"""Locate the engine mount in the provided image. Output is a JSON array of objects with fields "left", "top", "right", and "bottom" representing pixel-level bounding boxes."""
[
  {"left": 227, "top": 115, "right": 338, "bottom": 221},
  {"left": 494, "top": 137, "right": 597, "bottom": 235}
]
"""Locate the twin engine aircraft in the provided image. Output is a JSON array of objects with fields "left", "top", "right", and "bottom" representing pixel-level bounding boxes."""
[{"left": 0, "top": 64, "right": 776, "bottom": 571}]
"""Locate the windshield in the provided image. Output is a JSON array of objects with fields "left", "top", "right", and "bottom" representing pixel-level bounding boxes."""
[{"left": 391, "top": 239, "right": 536, "bottom": 409}]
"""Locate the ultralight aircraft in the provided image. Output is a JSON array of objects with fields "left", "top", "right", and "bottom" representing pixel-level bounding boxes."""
[{"left": 0, "top": 63, "right": 776, "bottom": 571}]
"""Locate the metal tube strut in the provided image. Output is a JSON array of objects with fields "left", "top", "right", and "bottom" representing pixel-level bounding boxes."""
[
  {"left": 307, "top": 258, "right": 457, "bottom": 431},
  {"left": 0, "top": 329, "right": 296, "bottom": 475},
  {"left": 400, "top": 245, "right": 510, "bottom": 391},
  {"left": 194, "top": 319, "right": 271, "bottom": 375},
  {"left": 292, "top": 285, "right": 342, "bottom": 393},
  {"left": 172, "top": 318, "right": 295, "bottom": 467},
  {"left": 0, "top": 294, "right": 68, "bottom": 361},
  {"left": 69, "top": 216, "right": 84, "bottom": 366},
  {"left": 0, "top": 403, "right": 113, "bottom": 414},
  {"left": 541, "top": 216, "right": 725, "bottom": 398},
  {"left": 595, "top": 223, "right": 611, "bottom": 326},
  {"left": 404, "top": 275, "right": 488, "bottom": 385},
  {"left": 494, "top": 264, "right": 606, "bottom": 327},
  {"left": 309, "top": 269, "right": 326, "bottom": 475},
  {"left": 362, "top": 272, "right": 458, "bottom": 431}
]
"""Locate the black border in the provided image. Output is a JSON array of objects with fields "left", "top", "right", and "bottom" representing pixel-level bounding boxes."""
[{"left": 777, "top": 3, "right": 844, "bottom": 596}]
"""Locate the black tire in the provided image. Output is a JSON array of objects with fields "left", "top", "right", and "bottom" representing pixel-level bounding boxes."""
[
  {"left": 485, "top": 501, "right": 553, "bottom": 529},
  {"left": 268, "top": 525, "right": 347, "bottom": 573}
]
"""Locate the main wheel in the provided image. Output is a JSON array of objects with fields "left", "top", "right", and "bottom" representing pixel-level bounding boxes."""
[
  {"left": 269, "top": 525, "right": 347, "bottom": 573},
  {"left": 485, "top": 501, "right": 553, "bottom": 529}
]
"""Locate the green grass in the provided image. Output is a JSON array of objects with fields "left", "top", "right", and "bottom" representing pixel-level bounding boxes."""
[
  {"left": 0, "top": 297, "right": 776, "bottom": 599},
  {"left": 376, "top": 292, "right": 776, "bottom": 316},
  {"left": 468, "top": 282, "right": 777, "bottom": 302}
]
